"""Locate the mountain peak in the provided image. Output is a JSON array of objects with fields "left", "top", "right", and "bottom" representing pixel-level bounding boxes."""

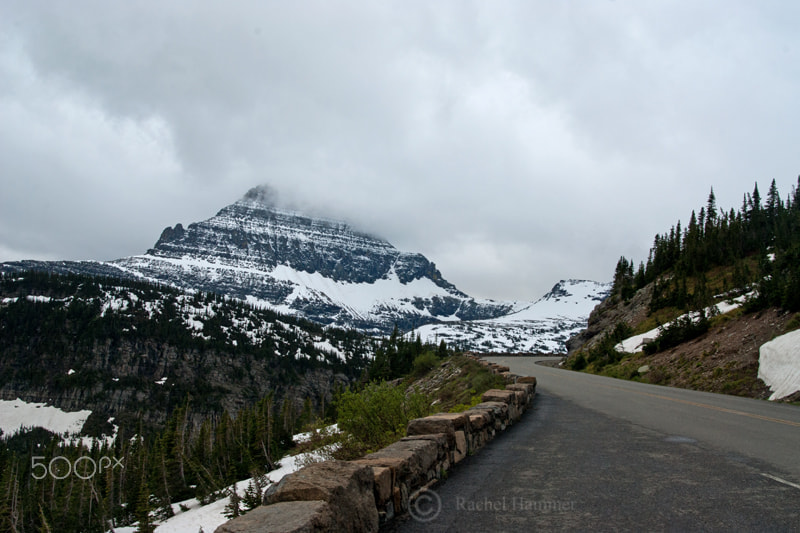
[
  {"left": 539, "top": 279, "right": 612, "bottom": 304},
  {"left": 239, "top": 184, "right": 279, "bottom": 208},
  {"left": 0, "top": 186, "right": 611, "bottom": 344}
]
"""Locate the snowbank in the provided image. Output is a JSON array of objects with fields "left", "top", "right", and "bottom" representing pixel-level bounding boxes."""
[
  {"left": 0, "top": 398, "right": 91, "bottom": 436},
  {"left": 615, "top": 295, "right": 749, "bottom": 354},
  {"left": 293, "top": 423, "right": 339, "bottom": 444},
  {"left": 134, "top": 443, "right": 335, "bottom": 532},
  {"left": 758, "top": 329, "right": 800, "bottom": 401}
]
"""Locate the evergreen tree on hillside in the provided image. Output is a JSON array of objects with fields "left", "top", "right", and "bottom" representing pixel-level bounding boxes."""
[
  {"left": 626, "top": 178, "right": 800, "bottom": 313},
  {"left": 222, "top": 483, "right": 242, "bottom": 519},
  {"left": 134, "top": 477, "right": 155, "bottom": 533},
  {"left": 0, "top": 456, "right": 21, "bottom": 532},
  {"left": 612, "top": 257, "right": 635, "bottom": 299}
]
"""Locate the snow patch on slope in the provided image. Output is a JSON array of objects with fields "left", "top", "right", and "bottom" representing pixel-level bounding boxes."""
[
  {"left": 615, "top": 294, "right": 750, "bottom": 354},
  {"left": 117, "top": 429, "right": 338, "bottom": 533},
  {"left": 269, "top": 264, "right": 455, "bottom": 318},
  {"left": 0, "top": 398, "right": 91, "bottom": 437},
  {"left": 758, "top": 329, "right": 800, "bottom": 400}
]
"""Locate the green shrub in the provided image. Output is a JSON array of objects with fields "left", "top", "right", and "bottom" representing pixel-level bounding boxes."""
[
  {"left": 785, "top": 312, "right": 800, "bottom": 333},
  {"left": 643, "top": 312, "right": 710, "bottom": 355},
  {"left": 449, "top": 392, "right": 485, "bottom": 413},
  {"left": 412, "top": 350, "right": 439, "bottom": 377},
  {"left": 567, "top": 321, "right": 632, "bottom": 371},
  {"left": 469, "top": 369, "right": 504, "bottom": 392},
  {"left": 568, "top": 353, "right": 587, "bottom": 371},
  {"left": 336, "top": 381, "right": 431, "bottom": 453}
]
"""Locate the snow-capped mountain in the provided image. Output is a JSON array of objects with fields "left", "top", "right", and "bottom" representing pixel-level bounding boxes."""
[
  {"left": 1, "top": 186, "right": 610, "bottom": 351},
  {"left": 414, "top": 279, "right": 611, "bottom": 353}
]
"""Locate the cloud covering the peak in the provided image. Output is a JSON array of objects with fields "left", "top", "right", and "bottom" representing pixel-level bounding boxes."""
[{"left": 1, "top": 1, "right": 799, "bottom": 300}]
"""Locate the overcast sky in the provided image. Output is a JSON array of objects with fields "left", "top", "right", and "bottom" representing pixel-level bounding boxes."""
[{"left": 1, "top": 1, "right": 799, "bottom": 301}]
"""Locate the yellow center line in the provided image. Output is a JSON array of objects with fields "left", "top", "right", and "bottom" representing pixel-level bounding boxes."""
[
  {"left": 521, "top": 363, "right": 800, "bottom": 429},
  {"left": 597, "top": 382, "right": 800, "bottom": 428}
]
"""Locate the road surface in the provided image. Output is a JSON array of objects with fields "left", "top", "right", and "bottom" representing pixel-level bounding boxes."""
[{"left": 387, "top": 356, "right": 800, "bottom": 532}]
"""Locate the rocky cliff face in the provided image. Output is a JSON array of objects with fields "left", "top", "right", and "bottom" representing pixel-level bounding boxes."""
[
  {"left": 565, "top": 283, "right": 653, "bottom": 354},
  {"left": 122, "top": 186, "right": 498, "bottom": 331},
  {"left": 150, "top": 186, "right": 451, "bottom": 288},
  {"left": 0, "top": 347, "right": 350, "bottom": 432}
]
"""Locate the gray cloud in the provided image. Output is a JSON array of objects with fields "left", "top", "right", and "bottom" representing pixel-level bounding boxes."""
[{"left": 1, "top": 1, "right": 799, "bottom": 300}]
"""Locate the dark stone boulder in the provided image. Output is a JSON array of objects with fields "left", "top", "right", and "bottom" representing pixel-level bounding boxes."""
[{"left": 263, "top": 461, "right": 378, "bottom": 532}]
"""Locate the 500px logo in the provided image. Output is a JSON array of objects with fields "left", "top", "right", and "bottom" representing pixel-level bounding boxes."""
[{"left": 31, "top": 456, "right": 124, "bottom": 480}]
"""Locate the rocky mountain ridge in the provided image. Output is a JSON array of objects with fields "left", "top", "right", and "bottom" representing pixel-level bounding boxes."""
[{"left": 1, "top": 186, "right": 610, "bottom": 351}]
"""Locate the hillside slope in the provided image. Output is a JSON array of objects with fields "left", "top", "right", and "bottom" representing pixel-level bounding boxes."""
[
  {"left": 0, "top": 271, "right": 371, "bottom": 433},
  {"left": 569, "top": 285, "right": 795, "bottom": 398},
  {"left": 565, "top": 180, "right": 800, "bottom": 400}
]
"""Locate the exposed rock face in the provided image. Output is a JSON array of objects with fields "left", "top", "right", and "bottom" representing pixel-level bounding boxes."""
[
  {"left": 566, "top": 284, "right": 652, "bottom": 354},
  {"left": 150, "top": 186, "right": 447, "bottom": 287},
  {"left": 0, "top": 339, "right": 351, "bottom": 431},
  {"left": 123, "top": 187, "right": 516, "bottom": 332}
]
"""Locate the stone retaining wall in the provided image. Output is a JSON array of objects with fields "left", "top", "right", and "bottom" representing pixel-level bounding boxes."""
[{"left": 216, "top": 363, "right": 536, "bottom": 533}]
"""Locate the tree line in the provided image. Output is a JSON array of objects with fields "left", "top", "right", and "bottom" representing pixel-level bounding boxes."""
[{"left": 613, "top": 177, "right": 800, "bottom": 312}]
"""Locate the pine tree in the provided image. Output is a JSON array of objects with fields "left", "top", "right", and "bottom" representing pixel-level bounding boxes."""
[
  {"left": 135, "top": 477, "right": 155, "bottom": 533},
  {"left": 752, "top": 183, "right": 761, "bottom": 211},
  {"left": 437, "top": 340, "right": 448, "bottom": 359},
  {"left": 256, "top": 395, "right": 276, "bottom": 471},
  {"left": 222, "top": 483, "right": 242, "bottom": 519},
  {"left": 368, "top": 347, "right": 390, "bottom": 381},
  {"left": 0, "top": 457, "right": 21, "bottom": 532},
  {"left": 766, "top": 178, "right": 781, "bottom": 217},
  {"left": 242, "top": 474, "right": 267, "bottom": 511},
  {"left": 706, "top": 187, "right": 717, "bottom": 223}
]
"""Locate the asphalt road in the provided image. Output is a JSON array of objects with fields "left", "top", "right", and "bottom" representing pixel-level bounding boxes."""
[{"left": 386, "top": 356, "right": 800, "bottom": 532}]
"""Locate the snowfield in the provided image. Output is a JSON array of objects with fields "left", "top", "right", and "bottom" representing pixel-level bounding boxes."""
[
  {"left": 758, "top": 329, "right": 800, "bottom": 400},
  {"left": 415, "top": 280, "right": 612, "bottom": 353},
  {"left": 0, "top": 398, "right": 92, "bottom": 437},
  {"left": 266, "top": 263, "right": 457, "bottom": 320}
]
